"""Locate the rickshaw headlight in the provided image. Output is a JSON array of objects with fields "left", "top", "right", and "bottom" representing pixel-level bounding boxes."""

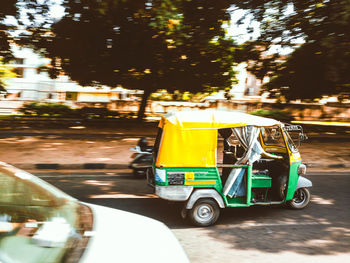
[
  {"left": 155, "top": 168, "right": 166, "bottom": 183},
  {"left": 298, "top": 164, "right": 307, "bottom": 175}
]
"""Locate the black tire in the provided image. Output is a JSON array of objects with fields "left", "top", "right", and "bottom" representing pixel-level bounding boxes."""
[
  {"left": 188, "top": 199, "right": 220, "bottom": 227},
  {"left": 287, "top": 188, "right": 311, "bottom": 209}
]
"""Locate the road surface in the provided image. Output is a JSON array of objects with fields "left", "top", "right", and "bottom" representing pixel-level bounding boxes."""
[{"left": 38, "top": 171, "right": 350, "bottom": 263}]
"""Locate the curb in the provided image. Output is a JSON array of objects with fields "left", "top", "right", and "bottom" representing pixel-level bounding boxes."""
[
  {"left": 12, "top": 163, "right": 129, "bottom": 170},
  {"left": 9, "top": 162, "right": 350, "bottom": 170},
  {"left": 306, "top": 163, "right": 350, "bottom": 169}
]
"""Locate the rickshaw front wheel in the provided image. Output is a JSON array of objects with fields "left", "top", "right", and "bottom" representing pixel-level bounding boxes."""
[
  {"left": 287, "top": 188, "right": 311, "bottom": 209},
  {"left": 189, "top": 199, "right": 220, "bottom": 227}
]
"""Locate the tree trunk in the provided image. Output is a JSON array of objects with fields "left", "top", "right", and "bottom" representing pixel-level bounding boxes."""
[{"left": 137, "top": 89, "right": 152, "bottom": 120}]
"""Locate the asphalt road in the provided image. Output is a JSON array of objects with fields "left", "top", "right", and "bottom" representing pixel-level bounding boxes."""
[{"left": 38, "top": 171, "right": 350, "bottom": 263}]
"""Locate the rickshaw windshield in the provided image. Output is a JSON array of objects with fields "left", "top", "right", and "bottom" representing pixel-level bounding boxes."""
[
  {"left": 284, "top": 130, "right": 299, "bottom": 152},
  {"left": 260, "top": 127, "right": 286, "bottom": 148}
]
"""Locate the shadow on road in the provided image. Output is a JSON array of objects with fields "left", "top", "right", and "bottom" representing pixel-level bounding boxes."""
[
  {"left": 45, "top": 172, "right": 350, "bottom": 256},
  {"left": 44, "top": 175, "right": 190, "bottom": 227},
  {"left": 208, "top": 173, "right": 350, "bottom": 255}
]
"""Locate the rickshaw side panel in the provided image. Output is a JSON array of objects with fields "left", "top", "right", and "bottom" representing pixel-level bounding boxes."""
[
  {"left": 286, "top": 160, "right": 301, "bottom": 201},
  {"left": 154, "top": 167, "right": 223, "bottom": 192},
  {"left": 153, "top": 166, "right": 252, "bottom": 208}
]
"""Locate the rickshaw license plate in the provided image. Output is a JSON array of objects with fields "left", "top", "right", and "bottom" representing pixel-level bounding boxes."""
[{"left": 167, "top": 173, "right": 185, "bottom": 185}]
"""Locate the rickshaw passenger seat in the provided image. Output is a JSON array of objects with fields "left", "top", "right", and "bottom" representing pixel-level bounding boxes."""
[{"left": 252, "top": 170, "right": 272, "bottom": 188}]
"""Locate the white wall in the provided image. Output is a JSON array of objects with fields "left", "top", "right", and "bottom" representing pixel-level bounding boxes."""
[{"left": 3, "top": 47, "right": 125, "bottom": 103}]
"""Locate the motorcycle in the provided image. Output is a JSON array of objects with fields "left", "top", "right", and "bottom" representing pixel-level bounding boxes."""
[{"left": 129, "top": 137, "right": 153, "bottom": 177}]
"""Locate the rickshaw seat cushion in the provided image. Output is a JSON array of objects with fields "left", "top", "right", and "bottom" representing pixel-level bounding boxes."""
[{"left": 253, "top": 169, "right": 269, "bottom": 176}]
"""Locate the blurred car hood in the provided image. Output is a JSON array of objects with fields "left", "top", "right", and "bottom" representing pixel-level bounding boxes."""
[{"left": 80, "top": 203, "right": 189, "bottom": 263}]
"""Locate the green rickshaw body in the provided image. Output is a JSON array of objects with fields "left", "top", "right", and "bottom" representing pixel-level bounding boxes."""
[{"left": 153, "top": 162, "right": 302, "bottom": 207}]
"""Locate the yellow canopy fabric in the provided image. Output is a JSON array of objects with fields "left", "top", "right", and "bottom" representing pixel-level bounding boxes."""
[
  {"left": 159, "top": 110, "right": 280, "bottom": 130},
  {"left": 156, "top": 110, "right": 281, "bottom": 168}
]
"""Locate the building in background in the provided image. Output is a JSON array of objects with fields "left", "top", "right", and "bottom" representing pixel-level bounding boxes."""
[
  {"left": 1, "top": 47, "right": 268, "bottom": 114},
  {"left": 202, "top": 62, "right": 268, "bottom": 103},
  {"left": 4, "top": 47, "right": 55, "bottom": 101},
  {"left": 229, "top": 62, "right": 269, "bottom": 99},
  {"left": 1, "top": 46, "right": 140, "bottom": 113}
]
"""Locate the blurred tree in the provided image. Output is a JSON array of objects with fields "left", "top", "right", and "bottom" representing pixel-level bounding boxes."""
[
  {"left": 0, "top": 59, "right": 16, "bottom": 92},
  {"left": 0, "top": 0, "right": 17, "bottom": 92},
  {"left": 232, "top": 0, "right": 350, "bottom": 100},
  {"left": 1, "top": 0, "right": 52, "bottom": 61},
  {"left": 0, "top": 0, "right": 17, "bottom": 62},
  {"left": 20, "top": 0, "right": 236, "bottom": 119}
]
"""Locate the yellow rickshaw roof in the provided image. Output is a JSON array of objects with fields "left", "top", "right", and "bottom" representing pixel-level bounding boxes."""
[{"left": 159, "top": 110, "right": 281, "bottom": 130}]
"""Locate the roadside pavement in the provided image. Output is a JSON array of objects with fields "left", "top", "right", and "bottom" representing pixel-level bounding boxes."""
[{"left": 0, "top": 126, "right": 349, "bottom": 173}]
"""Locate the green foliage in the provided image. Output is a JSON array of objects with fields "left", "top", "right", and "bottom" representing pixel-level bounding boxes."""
[
  {"left": 19, "top": 103, "right": 120, "bottom": 119},
  {"left": 76, "top": 107, "right": 119, "bottom": 119},
  {"left": 150, "top": 92, "right": 174, "bottom": 101},
  {"left": 182, "top": 92, "right": 193, "bottom": 101},
  {"left": 150, "top": 90, "right": 194, "bottom": 101},
  {"left": 232, "top": 0, "right": 350, "bottom": 100},
  {"left": 0, "top": 61, "right": 16, "bottom": 92},
  {"left": 18, "top": 0, "right": 237, "bottom": 119},
  {"left": 1, "top": 0, "right": 52, "bottom": 62},
  {"left": 19, "top": 102, "right": 74, "bottom": 117},
  {"left": 250, "top": 109, "right": 294, "bottom": 122},
  {"left": 263, "top": 42, "right": 345, "bottom": 100},
  {"left": 0, "top": 0, "right": 17, "bottom": 62}
]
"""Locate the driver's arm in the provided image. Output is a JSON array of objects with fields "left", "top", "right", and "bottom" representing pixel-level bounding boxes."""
[{"left": 261, "top": 151, "right": 283, "bottom": 159}]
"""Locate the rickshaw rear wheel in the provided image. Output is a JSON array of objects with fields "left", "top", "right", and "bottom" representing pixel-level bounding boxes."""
[
  {"left": 189, "top": 198, "right": 220, "bottom": 227},
  {"left": 287, "top": 188, "right": 311, "bottom": 209}
]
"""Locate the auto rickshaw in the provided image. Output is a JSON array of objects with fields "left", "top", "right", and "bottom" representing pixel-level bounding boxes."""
[{"left": 147, "top": 110, "right": 312, "bottom": 226}]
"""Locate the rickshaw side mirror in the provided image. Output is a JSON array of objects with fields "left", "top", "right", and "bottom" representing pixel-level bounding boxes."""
[{"left": 299, "top": 133, "right": 308, "bottom": 142}]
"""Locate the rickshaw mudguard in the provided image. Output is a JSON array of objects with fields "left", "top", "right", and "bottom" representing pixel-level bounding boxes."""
[
  {"left": 286, "top": 161, "right": 303, "bottom": 201},
  {"left": 296, "top": 176, "right": 312, "bottom": 189},
  {"left": 155, "top": 185, "right": 194, "bottom": 201},
  {"left": 185, "top": 189, "right": 225, "bottom": 209}
]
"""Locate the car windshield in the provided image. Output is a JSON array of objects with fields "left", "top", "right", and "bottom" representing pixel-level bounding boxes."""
[{"left": 0, "top": 164, "right": 92, "bottom": 263}]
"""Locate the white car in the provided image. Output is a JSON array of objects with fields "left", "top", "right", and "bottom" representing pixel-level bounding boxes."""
[{"left": 0, "top": 162, "right": 189, "bottom": 263}]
